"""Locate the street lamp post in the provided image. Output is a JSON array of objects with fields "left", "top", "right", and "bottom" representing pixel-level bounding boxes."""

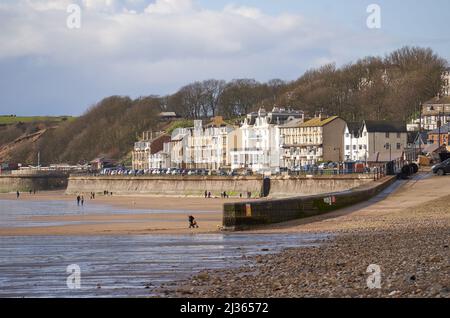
[
  {"left": 334, "top": 147, "right": 341, "bottom": 174},
  {"left": 384, "top": 143, "right": 392, "bottom": 175}
]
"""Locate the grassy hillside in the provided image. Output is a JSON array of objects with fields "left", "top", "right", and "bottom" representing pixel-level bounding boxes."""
[{"left": 1, "top": 96, "right": 161, "bottom": 165}]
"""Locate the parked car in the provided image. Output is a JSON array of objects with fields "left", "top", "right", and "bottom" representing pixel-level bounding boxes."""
[
  {"left": 318, "top": 162, "right": 329, "bottom": 170},
  {"left": 432, "top": 159, "right": 450, "bottom": 176}
]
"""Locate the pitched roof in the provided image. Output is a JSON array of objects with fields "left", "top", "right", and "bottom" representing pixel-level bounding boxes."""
[
  {"left": 423, "top": 143, "right": 445, "bottom": 154},
  {"left": 279, "top": 118, "right": 304, "bottom": 128},
  {"left": 423, "top": 96, "right": 450, "bottom": 105},
  {"left": 346, "top": 122, "right": 363, "bottom": 135},
  {"left": 364, "top": 121, "right": 406, "bottom": 133},
  {"left": 300, "top": 116, "right": 339, "bottom": 127}
]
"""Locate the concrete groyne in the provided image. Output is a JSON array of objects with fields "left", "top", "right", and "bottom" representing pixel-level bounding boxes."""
[{"left": 223, "top": 176, "right": 396, "bottom": 230}]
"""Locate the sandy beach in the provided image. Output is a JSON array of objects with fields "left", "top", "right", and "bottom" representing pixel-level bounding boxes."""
[
  {"left": 0, "top": 191, "right": 249, "bottom": 235},
  {"left": 0, "top": 173, "right": 448, "bottom": 237}
]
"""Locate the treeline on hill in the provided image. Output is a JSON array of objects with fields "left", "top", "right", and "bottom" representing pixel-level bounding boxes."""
[
  {"left": 164, "top": 47, "right": 447, "bottom": 121},
  {"left": 3, "top": 46, "right": 447, "bottom": 165}
]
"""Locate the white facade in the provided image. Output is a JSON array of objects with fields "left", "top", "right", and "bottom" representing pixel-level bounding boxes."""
[
  {"left": 344, "top": 121, "right": 407, "bottom": 163},
  {"left": 149, "top": 142, "right": 171, "bottom": 169},
  {"left": 230, "top": 112, "right": 281, "bottom": 173},
  {"left": 184, "top": 120, "right": 233, "bottom": 170},
  {"left": 344, "top": 123, "right": 367, "bottom": 162},
  {"left": 167, "top": 120, "right": 233, "bottom": 170}
]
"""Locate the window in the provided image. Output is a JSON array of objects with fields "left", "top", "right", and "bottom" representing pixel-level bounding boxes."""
[
  {"left": 397, "top": 132, "right": 401, "bottom": 138},
  {"left": 396, "top": 143, "right": 401, "bottom": 150},
  {"left": 385, "top": 132, "right": 390, "bottom": 138},
  {"left": 353, "top": 145, "right": 356, "bottom": 150},
  {"left": 346, "top": 145, "right": 350, "bottom": 150}
]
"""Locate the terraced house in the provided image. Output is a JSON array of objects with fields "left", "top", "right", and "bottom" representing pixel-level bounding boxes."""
[
  {"left": 344, "top": 121, "right": 408, "bottom": 163},
  {"left": 230, "top": 107, "right": 304, "bottom": 173},
  {"left": 279, "top": 116, "right": 346, "bottom": 168}
]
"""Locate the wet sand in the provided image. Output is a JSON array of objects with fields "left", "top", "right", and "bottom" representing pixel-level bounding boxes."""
[
  {"left": 0, "top": 192, "right": 250, "bottom": 235},
  {"left": 0, "top": 173, "right": 448, "bottom": 237}
]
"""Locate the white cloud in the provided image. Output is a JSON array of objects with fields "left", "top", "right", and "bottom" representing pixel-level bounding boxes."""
[
  {"left": 144, "top": 0, "right": 193, "bottom": 14},
  {"left": 0, "top": 0, "right": 396, "bottom": 114}
]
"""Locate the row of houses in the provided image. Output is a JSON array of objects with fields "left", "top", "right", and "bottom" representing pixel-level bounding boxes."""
[
  {"left": 132, "top": 107, "right": 422, "bottom": 173},
  {"left": 408, "top": 68, "right": 450, "bottom": 131}
]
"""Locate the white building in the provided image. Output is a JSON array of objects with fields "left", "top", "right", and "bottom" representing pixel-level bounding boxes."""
[
  {"left": 167, "top": 118, "right": 234, "bottom": 170},
  {"left": 230, "top": 107, "right": 304, "bottom": 173},
  {"left": 421, "top": 96, "right": 450, "bottom": 131},
  {"left": 344, "top": 122, "right": 365, "bottom": 162},
  {"left": 183, "top": 120, "right": 234, "bottom": 170},
  {"left": 344, "top": 120, "right": 408, "bottom": 163}
]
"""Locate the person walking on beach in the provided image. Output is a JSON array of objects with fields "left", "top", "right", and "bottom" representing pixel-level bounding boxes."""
[
  {"left": 76, "top": 195, "right": 81, "bottom": 206},
  {"left": 16, "top": 191, "right": 20, "bottom": 199},
  {"left": 81, "top": 196, "right": 84, "bottom": 206},
  {"left": 188, "top": 215, "right": 199, "bottom": 229},
  {"left": 204, "top": 190, "right": 208, "bottom": 199}
]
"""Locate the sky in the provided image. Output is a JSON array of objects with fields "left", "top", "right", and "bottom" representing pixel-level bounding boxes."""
[{"left": 0, "top": 0, "right": 449, "bottom": 116}]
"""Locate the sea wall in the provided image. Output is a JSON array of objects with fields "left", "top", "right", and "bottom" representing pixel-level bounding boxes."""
[
  {"left": 66, "top": 175, "right": 264, "bottom": 197},
  {"left": 0, "top": 174, "right": 68, "bottom": 193},
  {"left": 65, "top": 174, "right": 377, "bottom": 197},
  {"left": 269, "top": 175, "right": 374, "bottom": 197},
  {"left": 223, "top": 176, "right": 396, "bottom": 230}
]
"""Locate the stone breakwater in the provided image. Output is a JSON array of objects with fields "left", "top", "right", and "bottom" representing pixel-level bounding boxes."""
[
  {"left": 223, "top": 176, "right": 395, "bottom": 230},
  {"left": 160, "top": 194, "right": 450, "bottom": 298},
  {"left": 65, "top": 174, "right": 375, "bottom": 197}
]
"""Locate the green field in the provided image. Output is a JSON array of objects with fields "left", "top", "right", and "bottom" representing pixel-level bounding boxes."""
[{"left": 0, "top": 116, "right": 76, "bottom": 125}]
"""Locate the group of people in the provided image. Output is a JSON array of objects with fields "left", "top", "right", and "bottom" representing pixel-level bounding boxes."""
[
  {"left": 15, "top": 189, "right": 37, "bottom": 199},
  {"left": 204, "top": 190, "right": 252, "bottom": 199},
  {"left": 76, "top": 195, "right": 84, "bottom": 206},
  {"left": 103, "top": 190, "right": 113, "bottom": 196},
  {"left": 76, "top": 192, "right": 99, "bottom": 205}
]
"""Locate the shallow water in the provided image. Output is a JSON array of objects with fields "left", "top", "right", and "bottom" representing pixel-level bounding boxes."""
[
  {"left": 0, "top": 199, "right": 212, "bottom": 227},
  {"left": 0, "top": 199, "right": 329, "bottom": 298},
  {"left": 0, "top": 233, "right": 328, "bottom": 298}
]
